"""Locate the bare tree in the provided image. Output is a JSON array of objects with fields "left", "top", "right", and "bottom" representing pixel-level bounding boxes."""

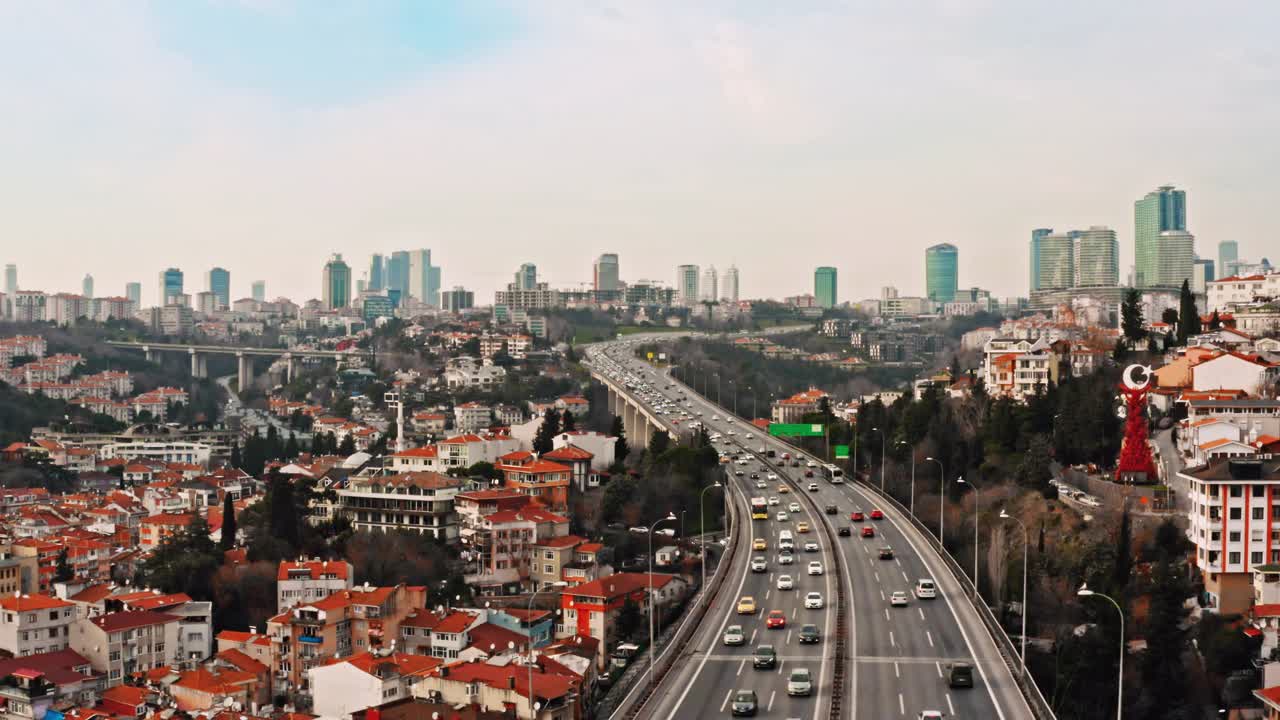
[{"left": 986, "top": 524, "right": 1009, "bottom": 605}]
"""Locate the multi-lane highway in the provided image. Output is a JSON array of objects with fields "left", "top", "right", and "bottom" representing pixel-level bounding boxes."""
[{"left": 587, "top": 336, "right": 1035, "bottom": 720}]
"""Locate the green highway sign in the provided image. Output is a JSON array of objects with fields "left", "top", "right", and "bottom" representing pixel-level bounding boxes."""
[
  {"left": 769, "top": 423, "right": 825, "bottom": 438},
  {"left": 834, "top": 445, "right": 850, "bottom": 459}
]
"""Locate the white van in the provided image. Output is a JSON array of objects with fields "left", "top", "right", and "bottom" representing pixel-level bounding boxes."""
[
  {"left": 915, "top": 578, "right": 937, "bottom": 599},
  {"left": 779, "top": 530, "right": 795, "bottom": 551}
]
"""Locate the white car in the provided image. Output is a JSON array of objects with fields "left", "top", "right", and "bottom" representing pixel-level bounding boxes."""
[
  {"left": 804, "top": 591, "right": 824, "bottom": 608},
  {"left": 776, "top": 574, "right": 794, "bottom": 590},
  {"left": 807, "top": 482, "right": 819, "bottom": 491},
  {"left": 777, "top": 552, "right": 795, "bottom": 565},
  {"left": 756, "top": 480, "right": 767, "bottom": 489},
  {"left": 788, "top": 502, "right": 801, "bottom": 513},
  {"left": 723, "top": 624, "right": 745, "bottom": 646},
  {"left": 712, "top": 415, "right": 720, "bottom": 421},
  {"left": 767, "top": 473, "right": 779, "bottom": 480},
  {"left": 750, "top": 556, "right": 767, "bottom": 573},
  {"left": 776, "top": 511, "right": 790, "bottom": 522},
  {"left": 916, "top": 579, "right": 937, "bottom": 599},
  {"left": 807, "top": 561, "right": 824, "bottom": 576},
  {"left": 890, "top": 592, "right": 909, "bottom": 607},
  {"left": 803, "top": 541, "right": 819, "bottom": 553},
  {"left": 745, "top": 434, "right": 754, "bottom": 440},
  {"left": 786, "top": 668, "right": 813, "bottom": 697},
  {"left": 767, "top": 496, "right": 779, "bottom": 506}
]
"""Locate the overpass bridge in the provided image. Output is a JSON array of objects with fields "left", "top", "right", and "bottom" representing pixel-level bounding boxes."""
[{"left": 106, "top": 340, "right": 368, "bottom": 389}]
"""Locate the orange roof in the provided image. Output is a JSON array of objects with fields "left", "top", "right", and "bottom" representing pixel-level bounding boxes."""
[
  {"left": 501, "top": 459, "right": 571, "bottom": 475},
  {"left": 534, "top": 535, "right": 584, "bottom": 549},
  {"left": 277, "top": 560, "right": 351, "bottom": 582},
  {"left": 564, "top": 572, "right": 677, "bottom": 601},
  {"left": 330, "top": 651, "right": 441, "bottom": 678},
  {"left": 393, "top": 446, "right": 438, "bottom": 458},
  {"left": 173, "top": 667, "right": 257, "bottom": 694},
  {"left": 0, "top": 594, "right": 73, "bottom": 612},
  {"left": 1200, "top": 438, "right": 1244, "bottom": 451},
  {"left": 432, "top": 610, "right": 479, "bottom": 634},
  {"left": 1253, "top": 604, "right": 1280, "bottom": 618},
  {"left": 141, "top": 513, "right": 194, "bottom": 527},
  {"left": 218, "top": 648, "right": 268, "bottom": 675},
  {"left": 543, "top": 445, "right": 593, "bottom": 461}
]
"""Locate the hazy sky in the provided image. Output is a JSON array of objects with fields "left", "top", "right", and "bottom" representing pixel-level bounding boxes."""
[{"left": 2, "top": 1, "right": 1277, "bottom": 305}]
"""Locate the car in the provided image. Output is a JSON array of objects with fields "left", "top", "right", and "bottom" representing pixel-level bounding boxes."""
[
  {"left": 916, "top": 579, "right": 937, "bottom": 599},
  {"left": 789, "top": 502, "right": 801, "bottom": 513},
  {"left": 804, "top": 591, "right": 824, "bottom": 608},
  {"left": 850, "top": 511, "right": 865, "bottom": 522},
  {"left": 804, "top": 470, "right": 814, "bottom": 478},
  {"left": 804, "top": 540, "right": 819, "bottom": 552},
  {"left": 734, "top": 470, "right": 745, "bottom": 476},
  {"left": 879, "top": 546, "right": 895, "bottom": 560},
  {"left": 798, "top": 624, "right": 820, "bottom": 644},
  {"left": 786, "top": 668, "right": 813, "bottom": 697},
  {"left": 752, "top": 538, "right": 767, "bottom": 551},
  {"left": 870, "top": 509, "right": 885, "bottom": 520},
  {"left": 723, "top": 624, "right": 746, "bottom": 645},
  {"left": 731, "top": 690, "right": 759, "bottom": 716},
  {"left": 791, "top": 460, "right": 801, "bottom": 467},
  {"left": 766, "top": 610, "right": 787, "bottom": 629},
  {"left": 755, "top": 480, "right": 767, "bottom": 489},
  {"left": 837, "top": 526, "right": 852, "bottom": 537},
  {"left": 745, "top": 434, "right": 754, "bottom": 440},
  {"left": 750, "top": 472, "right": 760, "bottom": 479},
  {"left": 807, "top": 482, "right": 820, "bottom": 491},
  {"left": 890, "top": 591, "right": 909, "bottom": 607},
  {"left": 945, "top": 661, "right": 975, "bottom": 688},
  {"left": 918, "top": 713, "right": 944, "bottom": 720},
  {"left": 752, "top": 645, "right": 776, "bottom": 669},
  {"left": 796, "top": 521, "right": 810, "bottom": 534},
  {"left": 767, "top": 496, "right": 779, "bottom": 506},
  {"left": 750, "top": 556, "right": 767, "bottom": 572},
  {"left": 807, "top": 461, "right": 817, "bottom": 468},
  {"left": 777, "top": 551, "right": 794, "bottom": 565},
  {"left": 737, "top": 597, "right": 757, "bottom": 614},
  {"left": 776, "top": 511, "right": 789, "bottom": 522},
  {"left": 824, "top": 504, "right": 838, "bottom": 515},
  {"left": 712, "top": 415, "right": 720, "bottom": 421},
  {"left": 807, "top": 561, "right": 824, "bottom": 576},
  {"left": 766, "top": 472, "right": 778, "bottom": 480},
  {"left": 778, "top": 485, "right": 790, "bottom": 494},
  {"left": 862, "top": 526, "right": 876, "bottom": 538},
  {"left": 776, "top": 574, "right": 794, "bottom": 590}
]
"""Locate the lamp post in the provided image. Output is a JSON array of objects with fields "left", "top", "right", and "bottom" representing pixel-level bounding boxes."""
[
  {"left": 925, "top": 456, "right": 944, "bottom": 544},
  {"left": 731, "top": 381, "right": 738, "bottom": 415},
  {"left": 1078, "top": 583, "right": 1124, "bottom": 720},
  {"left": 957, "top": 476, "right": 980, "bottom": 599},
  {"left": 872, "top": 427, "right": 886, "bottom": 492},
  {"left": 898, "top": 440, "right": 916, "bottom": 515},
  {"left": 700, "top": 482, "right": 723, "bottom": 589},
  {"left": 1000, "top": 509, "right": 1029, "bottom": 676},
  {"left": 715, "top": 373, "right": 721, "bottom": 406},
  {"left": 528, "top": 580, "right": 567, "bottom": 718},
  {"left": 648, "top": 512, "right": 677, "bottom": 689}
]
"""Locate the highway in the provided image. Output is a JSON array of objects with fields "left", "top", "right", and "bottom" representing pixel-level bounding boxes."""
[{"left": 587, "top": 336, "right": 1035, "bottom": 720}]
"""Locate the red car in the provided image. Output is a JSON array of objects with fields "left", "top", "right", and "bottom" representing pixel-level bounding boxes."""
[
  {"left": 766, "top": 610, "right": 787, "bottom": 629},
  {"left": 850, "top": 511, "right": 865, "bottom": 522},
  {"left": 804, "top": 470, "right": 814, "bottom": 478},
  {"left": 861, "top": 526, "right": 876, "bottom": 538},
  {"left": 869, "top": 509, "right": 885, "bottom": 520}
]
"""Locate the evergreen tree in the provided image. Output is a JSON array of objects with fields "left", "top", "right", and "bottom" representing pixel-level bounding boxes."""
[
  {"left": 1208, "top": 310, "right": 1222, "bottom": 330},
  {"left": 219, "top": 493, "right": 237, "bottom": 552},
  {"left": 230, "top": 442, "right": 242, "bottom": 470},
  {"left": 1177, "top": 279, "right": 1202, "bottom": 343},
  {"left": 1121, "top": 288, "right": 1145, "bottom": 343},
  {"left": 284, "top": 432, "right": 300, "bottom": 459},
  {"left": 533, "top": 408, "right": 561, "bottom": 454},
  {"left": 1112, "top": 510, "right": 1132, "bottom": 592},
  {"left": 1160, "top": 308, "right": 1179, "bottom": 326},
  {"left": 647, "top": 430, "right": 671, "bottom": 457},
  {"left": 54, "top": 548, "right": 73, "bottom": 582},
  {"left": 610, "top": 415, "right": 629, "bottom": 463},
  {"left": 1140, "top": 554, "right": 1192, "bottom": 716},
  {"left": 1147, "top": 336, "right": 1159, "bottom": 354},
  {"left": 561, "top": 408, "right": 576, "bottom": 433},
  {"left": 310, "top": 432, "right": 323, "bottom": 456},
  {"left": 268, "top": 476, "right": 301, "bottom": 550},
  {"left": 338, "top": 433, "right": 356, "bottom": 456}
]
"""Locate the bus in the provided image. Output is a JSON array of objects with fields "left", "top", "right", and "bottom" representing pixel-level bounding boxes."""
[
  {"left": 824, "top": 464, "right": 844, "bottom": 484},
  {"left": 750, "top": 497, "right": 769, "bottom": 520}
]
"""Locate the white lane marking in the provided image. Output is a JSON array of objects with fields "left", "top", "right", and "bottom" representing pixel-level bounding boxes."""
[
  {"left": 792, "top": 607, "right": 797, "bottom": 619},
  {"left": 769, "top": 690, "right": 777, "bottom": 712},
  {"left": 899, "top": 693, "right": 905, "bottom": 715},
  {"left": 720, "top": 689, "right": 732, "bottom": 713},
  {"left": 947, "top": 693, "right": 955, "bottom": 715},
  {"left": 936, "top": 661, "right": 943, "bottom": 677},
  {"left": 902, "top": 571, "right": 910, "bottom": 582},
  {"left": 880, "top": 590, "right": 886, "bottom": 601},
  {"left": 737, "top": 658, "right": 745, "bottom": 676},
  {"left": 765, "top": 589, "right": 771, "bottom": 601},
  {"left": 874, "top": 571, "right": 880, "bottom": 583},
  {"left": 919, "top": 608, "right": 926, "bottom": 621},
  {"left": 884, "top": 608, "right": 890, "bottom": 621},
  {"left": 777, "top": 659, "right": 785, "bottom": 675},
  {"left": 890, "top": 631, "right": 895, "bottom": 647},
  {"left": 750, "top": 628, "right": 757, "bottom": 645},
  {"left": 894, "top": 661, "right": 900, "bottom": 678},
  {"left": 786, "top": 629, "right": 792, "bottom": 645},
  {"left": 927, "top": 631, "right": 935, "bottom": 648}
]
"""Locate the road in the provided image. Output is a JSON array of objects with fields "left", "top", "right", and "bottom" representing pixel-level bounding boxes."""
[{"left": 588, "top": 337, "right": 1035, "bottom": 720}]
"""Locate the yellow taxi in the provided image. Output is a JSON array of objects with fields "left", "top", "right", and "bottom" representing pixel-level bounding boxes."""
[
  {"left": 796, "top": 522, "right": 811, "bottom": 534},
  {"left": 778, "top": 485, "right": 790, "bottom": 494},
  {"left": 752, "top": 538, "right": 767, "bottom": 551},
  {"left": 737, "top": 596, "right": 757, "bottom": 614}
]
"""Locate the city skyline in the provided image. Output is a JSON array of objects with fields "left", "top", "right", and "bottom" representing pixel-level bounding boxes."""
[{"left": 4, "top": 3, "right": 1277, "bottom": 303}]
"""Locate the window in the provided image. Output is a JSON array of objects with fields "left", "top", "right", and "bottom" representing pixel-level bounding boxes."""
[
  {"left": 1231, "top": 486, "right": 1244, "bottom": 498},
  {"left": 1230, "top": 552, "right": 1242, "bottom": 565},
  {"left": 1256, "top": 486, "right": 1267, "bottom": 497},
  {"left": 1230, "top": 508, "right": 1242, "bottom": 520},
  {"left": 1256, "top": 508, "right": 1267, "bottom": 520},
  {"left": 544, "top": 565, "right": 553, "bottom": 573},
  {"left": 1254, "top": 552, "right": 1265, "bottom": 565},
  {"left": 1230, "top": 532, "right": 1241, "bottom": 542},
  {"left": 24, "top": 614, "right": 35, "bottom": 623}
]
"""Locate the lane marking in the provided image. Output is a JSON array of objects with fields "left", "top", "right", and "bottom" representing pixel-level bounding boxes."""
[
  {"left": 927, "top": 631, "right": 935, "bottom": 648},
  {"left": 769, "top": 690, "right": 777, "bottom": 712},
  {"left": 719, "top": 689, "right": 732, "bottom": 713},
  {"left": 894, "top": 661, "right": 900, "bottom": 678},
  {"left": 947, "top": 693, "right": 956, "bottom": 715},
  {"left": 890, "top": 631, "right": 896, "bottom": 647},
  {"left": 899, "top": 693, "right": 905, "bottom": 715},
  {"left": 750, "top": 628, "right": 757, "bottom": 645},
  {"left": 919, "top": 608, "right": 926, "bottom": 621},
  {"left": 786, "top": 629, "right": 792, "bottom": 645},
  {"left": 936, "top": 662, "right": 943, "bottom": 677}
]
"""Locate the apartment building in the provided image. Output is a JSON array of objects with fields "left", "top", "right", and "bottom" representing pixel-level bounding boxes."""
[
  {"left": 1183, "top": 459, "right": 1280, "bottom": 614},
  {"left": 277, "top": 559, "right": 354, "bottom": 612},
  {"left": 559, "top": 573, "right": 685, "bottom": 670},
  {"left": 771, "top": 389, "right": 829, "bottom": 424},
  {"left": 498, "top": 460, "right": 571, "bottom": 512},
  {"left": 0, "top": 595, "right": 76, "bottom": 657},
  {"left": 454, "top": 403, "right": 492, "bottom": 433},
  {"left": 139, "top": 513, "right": 195, "bottom": 551},
  {"left": 110, "top": 591, "right": 212, "bottom": 664},
  {"left": 461, "top": 505, "right": 570, "bottom": 595},
  {"left": 338, "top": 471, "right": 462, "bottom": 540},
  {"left": 981, "top": 336, "right": 1058, "bottom": 399},
  {"left": 412, "top": 658, "right": 580, "bottom": 720},
  {"left": 309, "top": 651, "right": 442, "bottom": 720},
  {"left": 69, "top": 610, "right": 180, "bottom": 684}
]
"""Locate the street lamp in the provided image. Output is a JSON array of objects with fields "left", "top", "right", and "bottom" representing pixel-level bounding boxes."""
[
  {"left": 871, "top": 427, "right": 886, "bottom": 491},
  {"left": 700, "top": 482, "right": 723, "bottom": 589},
  {"left": 1078, "top": 583, "right": 1124, "bottom": 720},
  {"left": 898, "top": 440, "right": 916, "bottom": 515},
  {"left": 648, "top": 512, "right": 677, "bottom": 688},
  {"left": 528, "top": 580, "right": 567, "bottom": 718},
  {"left": 999, "top": 508, "right": 1029, "bottom": 676},
  {"left": 957, "top": 476, "right": 980, "bottom": 599},
  {"left": 925, "top": 456, "right": 944, "bottom": 544}
]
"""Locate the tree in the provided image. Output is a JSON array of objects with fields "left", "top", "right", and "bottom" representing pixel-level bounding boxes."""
[
  {"left": 1139, "top": 554, "right": 1192, "bottom": 716},
  {"left": 268, "top": 476, "right": 301, "bottom": 550},
  {"left": 54, "top": 548, "right": 73, "bottom": 582},
  {"left": 219, "top": 493, "right": 238, "bottom": 552},
  {"left": 1112, "top": 510, "right": 1132, "bottom": 592},
  {"left": 533, "top": 408, "right": 561, "bottom": 454},
  {"left": 141, "top": 517, "right": 221, "bottom": 601},
  {"left": 284, "top": 432, "right": 300, "bottom": 459},
  {"left": 647, "top": 431, "right": 671, "bottom": 457},
  {"left": 230, "top": 442, "right": 242, "bottom": 470},
  {"left": 310, "top": 432, "right": 324, "bottom": 456},
  {"left": 338, "top": 433, "right": 356, "bottom": 456},
  {"left": 616, "top": 596, "right": 642, "bottom": 641},
  {"left": 1160, "top": 308, "right": 1179, "bottom": 326},
  {"left": 1121, "top": 288, "right": 1145, "bottom": 343},
  {"left": 1177, "top": 279, "right": 1202, "bottom": 343},
  {"left": 611, "top": 415, "right": 629, "bottom": 463},
  {"left": 561, "top": 408, "right": 576, "bottom": 433},
  {"left": 1014, "top": 434, "right": 1054, "bottom": 494},
  {"left": 1208, "top": 310, "right": 1222, "bottom": 330}
]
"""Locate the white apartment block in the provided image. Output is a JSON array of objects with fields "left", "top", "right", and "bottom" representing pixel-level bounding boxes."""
[
  {"left": 0, "top": 595, "right": 76, "bottom": 657},
  {"left": 1208, "top": 273, "right": 1280, "bottom": 312},
  {"left": 70, "top": 610, "right": 180, "bottom": 684},
  {"left": 981, "top": 337, "right": 1059, "bottom": 399},
  {"left": 453, "top": 402, "right": 492, "bottom": 433},
  {"left": 277, "top": 560, "right": 354, "bottom": 613}
]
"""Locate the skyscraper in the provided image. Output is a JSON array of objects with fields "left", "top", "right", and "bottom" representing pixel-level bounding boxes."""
[
  {"left": 722, "top": 265, "right": 740, "bottom": 302},
  {"left": 1192, "top": 257, "right": 1215, "bottom": 294},
  {"left": 1072, "top": 226, "right": 1119, "bottom": 288},
  {"left": 408, "top": 249, "right": 440, "bottom": 306},
  {"left": 924, "top": 244, "right": 959, "bottom": 303},
  {"left": 428, "top": 266, "right": 441, "bottom": 308},
  {"left": 1134, "top": 185, "right": 1187, "bottom": 288},
  {"left": 368, "top": 254, "right": 385, "bottom": 292},
  {"left": 251, "top": 280, "right": 266, "bottom": 302},
  {"left": 1153, "top": 230, "right": 1196, "bottom": 288},
  {"left": 125, "top": 282, "right": 142, "bottom": 306},
  {"left": 814, "top": 266, "right": 837, "bottom": 308},
  {"left": 1219, "top": 241, "right": 1239, "bottom": 278},
  {"left": 322, "top": 254, "right": 352, "bottom": 310},
  {"left": 1029, "top": 228, "right": 1052, "bottom": 293},
  {"left": 593, "top": 254, "right": 620, "bottom": 292},
  {"left": 515, "top": 263, "right": 538, "bottom": 291},
  {"left": 676, "top": 265, "right": 699, "bottom": 306},
  {"left": 386, "top": 252, "right": 410, "bottom": 297},
  {"left": 207, "top": 267, "right": 230, "bottom": 310},
  {"left": 82, "top": 274, "right": 94, "bottom": 299},
  {"left": 159, "top": 268, "right": 184, "bottom": 306},
  {"left": 700, "top": 266, "right": 719, "bottom": 302},
  {"left": 3, "top": 264, "right": 15, "bottom": 295},
  {"left": 1036, "top": 233, "right": 1075, "bottom": 291}
]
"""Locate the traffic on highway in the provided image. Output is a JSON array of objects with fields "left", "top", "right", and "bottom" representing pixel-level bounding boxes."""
[{"left": 585, "top": 335, "right": 1034, "bottom": 720}]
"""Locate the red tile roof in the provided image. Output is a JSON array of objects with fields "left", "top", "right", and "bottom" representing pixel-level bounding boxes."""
[
  {"left": 90, "top": 610, "right": 178, "bottom": 633},
  {"left": 0, "top": 594, "right": 73, "bottom": 612},
  {"left": 543, "top": 445, "right": 593, "bottom": 461},
  {"left": 564, "top": 572, "right": 678, "bottom": 601},
  {"left": 432, "top": 611, "right": 479, "bottom": 635},
  {"left": 277, "top": 560, "right": 351, "bottom": 581}
]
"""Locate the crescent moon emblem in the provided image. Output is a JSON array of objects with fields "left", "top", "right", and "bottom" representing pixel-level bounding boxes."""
[{"left": 1122, "top": 364, "right": 1152, "bottom": 390}]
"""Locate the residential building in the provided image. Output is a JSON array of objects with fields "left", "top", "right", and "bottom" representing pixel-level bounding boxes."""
[
  {"left": 675, "top": 265, "right": 699, "bottom": 307},
  {"left": 498, "top": 459, "right": 571, "bottom": 512},
  {"left": 277, "top": 560, "right": 354, "bottom": 613},
  {"left": 699, "top": 266, "right": 718, "bottom": 303},
  {"left": 981, "top": 337, "right": 1058, "bottom": 399},
  {"left": 69, "top": 610, "right": 179, "bottom": 684},
  {"left": 168, "top": 666, "right": 260, "bottom": 712},
  {"left": 309, "top": 652, "right": 441, "bottom": 719},
  {"left": 1073, "top": 226, "right": 1119, "bottom": 288},
  {"left": 1134, "top": 185, "right": 1191, "bottom": 289},
  {"left": 814, "top": 266, "right": 837, "bottom": 309},
  {"left": 0, "top": 595, "right": 76, "bottom": 657},
  {"left": 552, "top": 432, "right": 616, "bottom": 472},
  {"left": 1192, "top": 351, "right": 1278, "bottom": 397},
  {"left": 721, "top": 264, "right": 740, "bottom": 302},
  {"left": 139, "top": 513, "right": 195, "bottom": 551},
  {"left": 771, "top": 389, "right": 829, "bottom": 424},
  {"left": 925, "top": 244, "right": 958, "bottom": 303},
  {"left": 109, "top": 591, "right": 212, "bottom": 664},
  {"left": 1207, "top": 272, "right": 1280, "bottom": 312},
  {"left": 0, "top": 649, "right": 101, "bottom": 708},
  {"left": 411, "top": 657, "right": 581, "bottom": 720},
  {"left": 454, "top": 402, "right": 492, "bottom": 433},
  {"left": 338, "top": 471, "right": 462, "bottom": 540},
  {"left": 559, "top": 572, "right": 685, "bottom": 669}
]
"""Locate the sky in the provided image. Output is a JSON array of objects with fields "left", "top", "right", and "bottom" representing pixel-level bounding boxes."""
[{"left": 2, "top": 1, "right": 1279, "bottom": 305}]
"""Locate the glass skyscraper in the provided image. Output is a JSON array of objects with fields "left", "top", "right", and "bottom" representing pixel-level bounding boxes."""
[
  {"left": 1218, "top": 240, "right": 1239, "bottom": 278},
  {"left": 515, "top": 262, "right": 538, "bottom": 291},
  {"left": 1072, "top": 226, "right": 1119, "bottom": 288},
  {"left": 924, "top": 244, "right": 958, "bottom": 303},
  {"left": 1029, "top": 228, "right": 1052, "bottom": 293},
  {"left": 159, "top": 268, "right": 184, "bottom": 306},
  {"left": 207, "top": 267, "right": 230, "bottom": 309},
  {"left": 322, "top": 254, "right": 352, "bottom": 309},
  {"left": 368, "top": 254, "right": 385, "bottom": 291},
  {"left": 251, "top": 280, "right": 266, "bottom": 302},
  {"left": 593, "top": 253, "right": 620, "bottom": 292},
  {"left": 1036, "top": 233, "right": 1075, "bottom": 291},
  {"left": 126, "top": 282, "right": 142, "bottom": 306},
  {"left": 1134, "top": 185, "right": 1188, "bottom": 288},
  {"left": 676, "top": 265, "right": 699, "bottom": 306},
  {"left": 386, "top": 251, "right": 411, "bottom": 297},
  {"left": 814, "top": 266, "right": 837, "bottom": 308}
]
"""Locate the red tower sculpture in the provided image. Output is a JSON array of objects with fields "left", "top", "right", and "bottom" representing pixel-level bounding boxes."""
[{"left": 1116, "top": 365, "right": 1158, "bottom": 483}]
